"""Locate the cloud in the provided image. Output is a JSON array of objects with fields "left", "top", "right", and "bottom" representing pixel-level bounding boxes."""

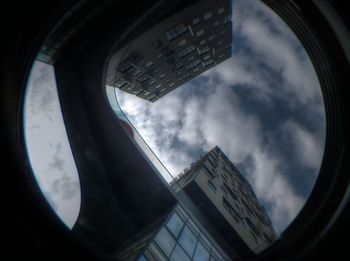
[
  {"left": 283, "top": 120, "right": 324, "bottom": 172},
  {"left": 115, "top": 0, "right": 325, "bottom": 235},
  {"left": 247, "top": 150, "right": 304, "bottom": 233},
  {"left": 50, "top": 174, "right": 80, "bottom": 201}
]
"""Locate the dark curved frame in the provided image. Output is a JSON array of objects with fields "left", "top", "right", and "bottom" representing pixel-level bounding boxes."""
[{"left": 1, "top": 0, "right": 349, "bottom": 260}]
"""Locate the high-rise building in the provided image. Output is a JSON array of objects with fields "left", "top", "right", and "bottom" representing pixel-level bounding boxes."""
[
  {"left": 171, "top": 146, "right": 277, "bottom": 255},
  {"left": 106, "top": 0, "right": 232, "bottom": 102}
]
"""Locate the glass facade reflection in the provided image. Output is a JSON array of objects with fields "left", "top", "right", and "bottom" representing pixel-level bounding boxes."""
[{"left": 117, "top": 205, "right": 230, "bottom": 261}]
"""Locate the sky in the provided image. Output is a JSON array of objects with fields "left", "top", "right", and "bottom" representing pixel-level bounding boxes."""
[
  {"left": 116, "top": 0, "right": 326, "bottom": 235},
  {"left": 24, "top": 61, "right": 81, "bottom": 229}
]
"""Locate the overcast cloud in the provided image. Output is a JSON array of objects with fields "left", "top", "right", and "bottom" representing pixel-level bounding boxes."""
[{"left": 116, "top": 0, "right": 325, "bottom": 234}]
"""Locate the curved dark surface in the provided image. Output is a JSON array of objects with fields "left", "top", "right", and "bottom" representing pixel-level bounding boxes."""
[{"left": 1, "top": 0, "right": 349, "bottom": 260}]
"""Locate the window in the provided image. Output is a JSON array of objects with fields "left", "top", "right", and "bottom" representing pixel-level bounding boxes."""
[
  {"left": 213, "top": 20, "right": 219, "bottom": 27},
  {"left": 114, "top": 78, "right": 126, "bottom": 88},
  {"left": 223, "top": 182, "right": 237, "bottom": 200},
  {"left": 202, "top": 59, "right": 214, "bottom": 68},
  {"left": 123, "top": 82, "right": 135, "bottom": 91},
  {"left": 245, "top": 218, "right": 261, "bottom": 236},
  {"left": 207, "top": 157, "right": 217, "bottom": 168},
  {"left": 178, "top": 38, "right": 187, "bottom": 47},
  {"left": 170, "top": 244, "right": 191, "bottom": 261},
  {"left": 117, "top": 60, "right": 132, "bottom": 73},
  {"left": 193, "top": 67, "right": 200, "bottom": 73},
  {"left": 183, "top": 72, "right": 190, "bottom": 79},
  {"left": 137, "top": 254, "right": 148, "bottom": 261},
  {"left": 195, "top": 29, "right": 205, "bottom": 37},
  {"left": 160, "top": 88, "right": 166, "bottom": 93},
  {"left": 169, "top": 82, "right": 175, "bottom": 87},
  {"left": 198, "top": 46, "right": 211, "bottom": 55},
  {"left": 144, "top": 61, "right": 153, "bottom": 68},
  {"left": 218, "top": 7, "right": 225, "bottom": 14},
  {"left": 221, "top": 185, "right": 228, "bottom": 198},
  {"left": 208, "top": 34, "right": 216, "bottom": 41},
  {"left": 131, "top": 66, "right": 142, "bottom": 76},
  {"left": 156, "top": 53, "right": 164, "bottom": 60},
  {"left": 203, "top": 54, "right": 211, "bottom": 60},
  {"left": 218, "top": 53, "right": 225, "bottom": 59},
  {"left": 152, "top": 39, "right": 164, "bottom": 49},
  {"left": 179, "top": 225, "right": 197, "bottom": 257},
  {"left": 165, "top": 23, "right": 187, "bottom": 41},
  {"left": 159, "top": 73, "right": 166, "bottom": 79},
  {"left": 193, "top": 241, "right": 210, "bottom": 261},
  {"left": 203, "top": 12, "right": 212, "bottom": 20},
  {"left": 151, "top": 68, "right": 160, "bottom": 75},
  {"left": 167, "top": 212, "right": 184, "bottom": 237},
  {"left": 192, "top": 17, "right": 200, "bottom": 25},
  {"left": 208, "top": 180, "right": 217, "bottom": 193},
  {"left": 199, "top": 39, "right": 206, "bottom": 45},
  {"left": 186, "top": 59, "right": 201, "bottom": 71},
  {"left": 147, "top": 78, "right": 156, "bottom": 86},
  {"left": 154, "top": 227, "right": 176, "bottom": 257},
  {"left": 175, "top": 62, "right": 184, "bottom": 70},
  {"left": 178, "top": 45, "right": 196, "bottom": 58},
  {"left": 132, "top": 87, "right": 142, "bottom": 95},
  {"left": 223, "top": 197, "right": 241, "bottom": 222},
  {"left": 137, "top": 74, "right": 151, "bottom": 83},
  {"left": 203, "top": 165, "right": 215, "bottom": 178}
]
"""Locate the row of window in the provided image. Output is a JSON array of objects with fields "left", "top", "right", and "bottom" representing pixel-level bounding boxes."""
[
  {"left": 192, "top": 6, "right": 227, "bottom": 27},
  {"left": 148, "top": 209, "right": 226, "bottom": 261}
]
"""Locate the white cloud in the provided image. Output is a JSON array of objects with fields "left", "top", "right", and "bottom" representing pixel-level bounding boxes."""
[
  {"left": 24, "top": 61, "right": 81, "bottom": 229},
  {"left": 248, "top": 150, "right": 304, "bottom": 233},
  {"left": 283, "top": 120, "right": 325, "bottom": 172},
  {"left": 116, "top": 0, "right": 325, "bottom": 235}
]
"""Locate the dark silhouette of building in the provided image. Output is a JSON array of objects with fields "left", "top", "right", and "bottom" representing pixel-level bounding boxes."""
[{"left": 105, "top": 0, "right": 232, "bottom": 102}]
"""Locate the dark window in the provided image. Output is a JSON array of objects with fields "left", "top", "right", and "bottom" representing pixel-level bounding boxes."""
[
  {"left": 179, "top": 225, "right": 197, "bottom": 257},
  {"left": 245, "top": 218, "right": 261, "bottom": 236},
  {"left": 171, "top": 244, "right": 191, "bottom": 261},
  {"left": 203, "top": 165, "right": 215, "bottom": 178},
  {"left": 117, "top": 60, "right": 132, "bottom": 73},
  {"left": 223, "top": 197, "right": 241, "bottom": 222},
  {"left": 166, "top": 212, "right": 184, "bottom": 238},
  {"left": 165, "top": 23, "right": 187, "bottom": 41},
  {"left": 193, "top": 241, "right": 210, "bottom": 260},
  {"left": 187, "top": 59, "right": 201, "bottom": 71},
  {"left": 152, "top": 39, "right": 164, "bottom": 49},
  {"left": 178, "top": 45, "right": 196, "bottom": 58},
  {"left": 202, "top": 59, "right": 214, "bottom": 68},
  {"left": 154, "top": 227, "right": 176, "bottom": 257},
  {"left": 208, "top": 180, "right": 217, "bottom": 193}
]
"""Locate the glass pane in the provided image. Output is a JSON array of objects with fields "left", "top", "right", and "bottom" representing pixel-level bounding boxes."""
[
  {"left": 154, "top": 227, "right": 176, "bottom": 257},
  {"left": 137, "top": 254, "right": 148, "bottom": 261},
  {"left": 167, "top": 212, "right": 184, "bottom": 238},
  {"left": 170, "top": 244, "right": 191, "bottom": 261},
  {"left": 179, "top": 225, "right": 198, "bottom": 257},
  {"left": 193, "top": 241, "right": 210, "bottom": 261}
]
